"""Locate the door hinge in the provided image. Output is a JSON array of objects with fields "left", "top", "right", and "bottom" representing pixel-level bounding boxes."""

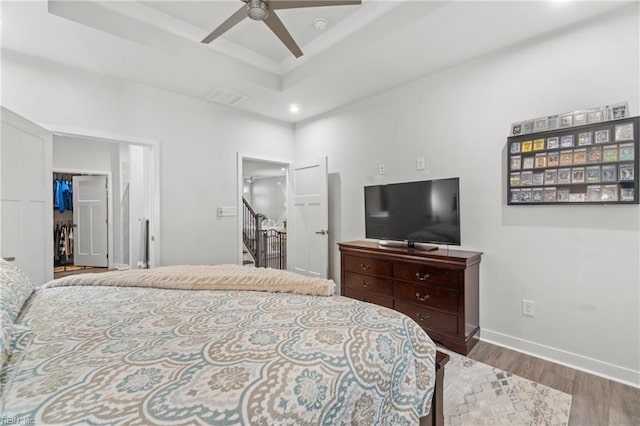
[{"left": 106, "top": 254, "right": 109, "bottom": 259}]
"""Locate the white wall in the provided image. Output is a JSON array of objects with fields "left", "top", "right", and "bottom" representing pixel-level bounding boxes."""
[
  {"left": 249, "top": 176, "right": 287, "bottom": 223},
  {"left": 2, "top": 51, "right": 295, "bottom": 266},
  {"left": 53, "top": 135, "right": 116, "bottom": 172},
  {"left": 295, "top": 6, "right": 640, "bottom": 386}
]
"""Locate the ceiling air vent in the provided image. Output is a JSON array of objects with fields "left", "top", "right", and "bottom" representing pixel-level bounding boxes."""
[{"left": 205, "top": 89, "right": 248, "bottom": 106}]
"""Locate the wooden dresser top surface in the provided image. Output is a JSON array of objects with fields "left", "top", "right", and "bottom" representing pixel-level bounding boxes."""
[{"left": 338, "top": 240, "right": 482, "bottom": 265}]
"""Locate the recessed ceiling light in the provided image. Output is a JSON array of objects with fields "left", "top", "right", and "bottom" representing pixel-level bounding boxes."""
[
  {"left": 289, "top": 104, "right": 299, "bottom": 113},
  {"left": 312, "top": 17, "right": 328, "bottom": 31}
]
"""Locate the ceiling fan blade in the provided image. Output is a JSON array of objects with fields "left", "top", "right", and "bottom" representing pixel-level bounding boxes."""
[
  {"left": 269, "top": 0, "right": 361, "bottom": 10},
  {"left": 263, "top": 11, "right": 303, "bottom": 58},
  {"left": 201, "top": 4, "right": 247, "bottom": 44}
]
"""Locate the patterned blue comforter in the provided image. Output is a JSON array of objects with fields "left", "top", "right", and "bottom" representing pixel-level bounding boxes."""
[{"left": 2, "top": 285, "right": 436, "bottom": 424}]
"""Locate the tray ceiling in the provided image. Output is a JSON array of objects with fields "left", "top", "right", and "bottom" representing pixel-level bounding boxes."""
[{"left": 1, "top": 1, "right": 632, "bottom": 123}]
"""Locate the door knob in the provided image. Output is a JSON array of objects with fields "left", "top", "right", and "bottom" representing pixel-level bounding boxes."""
[{"left": 315, "top": 230, "right": 328, "bottom": 235}]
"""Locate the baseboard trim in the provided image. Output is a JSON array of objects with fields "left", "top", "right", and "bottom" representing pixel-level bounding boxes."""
[{"left": 480, "top": 329, "right": 640, "bottom": 389}]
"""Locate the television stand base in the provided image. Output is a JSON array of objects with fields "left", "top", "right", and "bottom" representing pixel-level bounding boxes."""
[{"left": 378, "top": 240, "right": 439, "bottom": 251}]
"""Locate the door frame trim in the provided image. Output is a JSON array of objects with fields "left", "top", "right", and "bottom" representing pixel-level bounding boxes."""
[
  {"left": 236, "top": 152, "right": 292, "bottom": 267},
  {"left": 45, "top": 124, "right": 161, "bottom": 268},
  {"left": 53, "top": 169, "right": 113, "bottom": 269}
]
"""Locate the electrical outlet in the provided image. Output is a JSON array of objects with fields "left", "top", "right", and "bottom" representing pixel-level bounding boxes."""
[
  {"left": 416, "top": 157, "right": 425, "bottom": 170},
  {"left": 379, "top": 164, "right": 386, "bottom": 175},
  {"left": 522, "top": 299, "right": 535, "bottom": 317}
]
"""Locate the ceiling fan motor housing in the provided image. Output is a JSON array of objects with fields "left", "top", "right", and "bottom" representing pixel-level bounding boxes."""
[{"left": 247, "top": 0, "right": 269, "bottom": 21}]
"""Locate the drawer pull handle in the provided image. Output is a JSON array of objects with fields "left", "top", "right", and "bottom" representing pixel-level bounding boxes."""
[
  {"left": 415, "top": 293, "right": 431, "bottom": 302},
  {"left": 361, "top": 281, "right": 370, "bottom": 288},
  {"left": 415, "top": 272, "right": 430, "bottom": 281},
  {"left": 416, "top": 313, "right": 431, "bottom": 322},
  {"left": 360, "top": 263, "right": 371, "bottom": 270}
]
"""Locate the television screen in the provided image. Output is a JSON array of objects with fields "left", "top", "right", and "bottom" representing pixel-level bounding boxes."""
[{"left": 364, "top": 177, "right": 460, "bottom": 246}]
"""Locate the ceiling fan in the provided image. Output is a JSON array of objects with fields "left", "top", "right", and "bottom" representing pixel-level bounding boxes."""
[{"left": 201, "top": 0, "right": 362, "bottom": 58}]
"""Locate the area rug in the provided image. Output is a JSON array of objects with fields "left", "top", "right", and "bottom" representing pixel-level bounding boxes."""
[{"left": 442, "top": 349, "right": 572, "bottom": 426}]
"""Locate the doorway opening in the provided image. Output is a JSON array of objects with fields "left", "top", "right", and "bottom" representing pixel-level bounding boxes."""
[
  {"left": 50, "top": 131, "right": 158, "bottom": 279},
  {"left": 237, "top": 155, "right": 289, "bottom": 269},
  {"left": 52, "top": 171, "right": 111, "bottom": 278}
]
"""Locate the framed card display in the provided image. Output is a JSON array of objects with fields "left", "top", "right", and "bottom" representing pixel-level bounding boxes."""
[
  {"left": 534, "top": 117, "right": 547, "bottom": 133},
  {"left": 557, "top": 168, "right": 571, "bottom": 185},
  {"left": 587, "top": 107, "right": 604, "bottom": 124},
  {"left": 619, "top": 164, "right": 634, "bottom": 181},
  {"left": 578, "top": 132, "right": 592, "bottom": 146},
  {"left": 571, "top": 167, "right": 585, "bottom": 184},
  {"left": 603, "top": 145, "right": 618, "bottom": 162},
  {"left": 533, "top": 138, "right": 545, "bottom": 151},
  {"left": 608, "top": 102, "right": 629, "bottom": 120},
  {"left": 507, "top": 116, "right": 638, "bottom": 205},
  {"left": 573, "top": 148, "right": 587, "bottom": 165},
  {"left": 587, "top": 185, "right": 601, "bottom": 201},
  {"left": 510, "top": 156, "right": 522, "bottom": 170},
  {"left": 619, "top": 143, "right": 634, "bottom": 161},
  {"left": 615, "top": 123, "right": 634, "bottom": 141},
  {"left": 601, "top": 185, "right": 618, "bottom": 201},
  {"left": 587, "top": 146, "right": 602, "bottom": 163},
  {"left": 560, "top": 135, "right": 574, "bottom": 148},
  {"left": 559, "top": 150, "right": 573, "bottom": 166},
  {"left": 601, "top": 165, "right": 617, "bottom": 182},
  {"left": 621, "top": 187, "right": 635, "bottom": 201},
  {"left": 534, "top": 153, "right": 547, "bottom": 168},
  {"left": 595, "top": 129, "right": 610, "bottom": 143},
  {"left": 547, "top": 115, "right": 559, "bottom": 131},
  {"left": 557, "top": 188, "right": 569, "bottom": 201},
  {"left": 559, "top": 113, "right": 573, "bottom": 129},
  {"left": 544, "top": 169, "right": 557, "bottom": 185},
  {"left": 586, "top": 166, "right": 601, "bottom": 183},
  {"left": 523, "top": 120, "right": 534, "bottom": 134},
  {"left": 544, "top": 187, "right": 557, "bottom": 202},
  {"left": 533, "top": 172, "right": 544, "bottom": 186},
  {"left": 573, "top": 110, "right": 588, "bottom": 127},
  {"left": 511, "top": 122, "right": 523, "bottom": 136}
]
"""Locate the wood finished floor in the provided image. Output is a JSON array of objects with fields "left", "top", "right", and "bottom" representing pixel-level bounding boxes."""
[{"left": 466, "top": 341, "right": 640, "bottom": 426}]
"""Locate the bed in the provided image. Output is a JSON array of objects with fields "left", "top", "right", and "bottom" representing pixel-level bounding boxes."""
[{"left": 0, "top": 261, "right": 446, "bottom": 425}]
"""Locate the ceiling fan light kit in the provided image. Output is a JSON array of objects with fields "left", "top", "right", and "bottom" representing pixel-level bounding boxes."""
[
  {"left": 201, "top": 0, "right": 361, "bottom": 58},
  {"left": 247, "top": 0, "right": 269, "bottom": 21}
]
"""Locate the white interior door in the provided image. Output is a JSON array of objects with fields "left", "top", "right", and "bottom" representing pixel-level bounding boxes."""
[
  {"left": 73, "top": 175, "right": 108, "bottom": 267},
  {"left": 1, "top": 107, "right": 53, "bottom": 285},
  {"left": 288, "top": 157, "right": 329, "bottom": 278}
]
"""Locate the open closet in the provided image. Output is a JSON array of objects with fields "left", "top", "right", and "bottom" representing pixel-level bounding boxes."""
[
  {"left": 52, "top": 171, "right": 109, "bottom": 276},
  {"left": 53, "top": 173, "right": 75, "bottom": 271}
]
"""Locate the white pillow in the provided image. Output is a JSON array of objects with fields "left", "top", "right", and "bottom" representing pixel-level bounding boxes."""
[{"left": 0, "top": 259, "right": 35, "bottom": 322}]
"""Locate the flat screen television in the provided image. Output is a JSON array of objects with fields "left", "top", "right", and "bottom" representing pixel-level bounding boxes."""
[{"left": 364, "top": 177, "right": 460, "bottom": 249}]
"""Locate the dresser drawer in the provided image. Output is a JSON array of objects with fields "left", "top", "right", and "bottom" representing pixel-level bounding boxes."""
[
  {"left": 393, "top": 262, "right": 459, "bottom": 288},
  {"left": 344, "top": 271, "right": 392, "bottom": 296},
  {"left": 343, "top": 255, "right": 392, "bottom": 277},
  {"left": 395, "top": 301, "right": 458, "bottom": 334},
  {"left": 394, "top": 281, "right": 458, "bottom": 313},
  {"left": 344, "top": 288, "right": 394, "bottom": 309}
]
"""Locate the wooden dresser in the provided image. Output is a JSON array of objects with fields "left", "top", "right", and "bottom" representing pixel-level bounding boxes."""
[{"left": 338, "top": 241, "right": 482, "bottom": 355}]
